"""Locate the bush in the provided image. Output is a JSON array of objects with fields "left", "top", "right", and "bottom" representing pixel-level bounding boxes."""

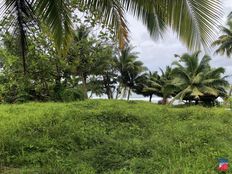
[{"left": 60, "top": 87, "right": 85, "bottom": 102}]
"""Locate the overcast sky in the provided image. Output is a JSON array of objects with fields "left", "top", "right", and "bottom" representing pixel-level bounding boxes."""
[{"left": 127, "top": 0, "right": 232, "bottom": 82}]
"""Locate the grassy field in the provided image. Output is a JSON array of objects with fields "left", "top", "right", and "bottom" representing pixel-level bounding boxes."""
[{"left": 0, "top": 100, "right": 231, "bottom": 173}]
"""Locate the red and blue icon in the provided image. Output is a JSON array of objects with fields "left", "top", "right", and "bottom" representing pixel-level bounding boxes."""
[{"left": 218, "top": 158, "right": 229, "bottom": 172}]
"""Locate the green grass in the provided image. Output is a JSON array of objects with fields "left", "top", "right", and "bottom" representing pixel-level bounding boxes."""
[{"left": 0, "top": 100, "right": 231, "bottom": 173}]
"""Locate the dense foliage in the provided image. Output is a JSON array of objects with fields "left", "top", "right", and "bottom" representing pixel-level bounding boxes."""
[
  {"left": 0, "top": 100, "right": 232, "bottom": 173},
  {"left": 0, "top": 4, "right": 229, "bottom": 105},
  {"left": 0, "top": 1, "right": 229, "bottom": 105},
  {"left": 0, "top": 29, "right": 229, "bottom": 105},
  {"left": 0, "top": 20, "right": 119, "bottom": 102},
  {"left": 134, "top": 53, "right": 229, "bottom": 105},
  {"left": 0, "top": 2, "right": 231, "bottom": 174}
]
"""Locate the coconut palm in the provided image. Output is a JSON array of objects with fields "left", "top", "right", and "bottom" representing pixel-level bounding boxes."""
[
  {"left": 212, "top": 13, "right": 232, "bottom": 57},
  {"left": 138, "top": 67, "right": 175, "bottom": 104},
  {"left": 115, "top": 45, "right": 147, "bottom": 100},
  {"left": 171, "top": 51, "right": 229, "bottom": 105},
  {"left": 2, "top": 0, "right": 223, "bottom": 72},
  {"left": 133, "top": 71, "right": 158, "bottom": 102},
  {"left": 67, "top": 25, "right": 96, "bottom": 99}
]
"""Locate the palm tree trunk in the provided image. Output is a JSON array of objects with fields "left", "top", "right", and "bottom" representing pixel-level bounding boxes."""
[
  {"left": 89, "top": 91, "right": 93, "bottom": 98},
  {"left": 127, "top": 88, "right": 131, "bottom": 101},
  {"left": 54, "top": 76, "right": 62, "bottom": 101},
  {"left": 16, "top": 0, "right": 27, "bottom": 75},
  {"left": 105, "top": 85, "right": 113, "bottom": 99},
  {"left": 162, "top": 97, "right": 168, "bottom": 105},
  {"left": 149, "top": 94, "right": 152, "bottom": 102},
  {"left": 116, "top": 86, "right": 121, "bottom": 99},
  {"left": 54, "top": 59, "right": 62, "bottom": 101},
  {"left": 81, "top": 74, "right": 88, "bottom": 99},
  {"left": 107, "top": 90, "right": 113, "bottom": 99},
  {"left": 229, "top": 85, "right": 232, "bottom": 96},
  {"left": 116, "top": 90, "right": 119, "bottom": 99}
]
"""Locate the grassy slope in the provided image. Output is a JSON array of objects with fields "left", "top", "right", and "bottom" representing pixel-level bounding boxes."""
[{"left": 0, "top": 100, "right": 231, "bottom": 173}]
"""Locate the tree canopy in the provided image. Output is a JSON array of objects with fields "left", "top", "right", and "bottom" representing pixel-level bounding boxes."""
[{"left": 0, "top": 1, "right": 229, "bottom": 106}]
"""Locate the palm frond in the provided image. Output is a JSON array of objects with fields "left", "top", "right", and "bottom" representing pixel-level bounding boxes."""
[
  {"left": 199, "top": 86, "right": 218, "bottom": 96},
  {"left": 165, "top": 0, "right": 223, "bottom": 50},
  {"left": 121, "top": 0, "right": 166, "bottom": 39},
  {"left": 35, "top": 0, "right": 73, "bottom": 54},
  {"left": 191, "top": 87, "right": 204, "bottom": 98},
  {"left": 213, "top": 15, "right": 232, "bottom": 57},
  {"left": 196, "top": 54, "right": 211, "bottom": 73},
  {"left": 3, "top": 0, "right": 35, "bottom": 74},
  {"left": 2, "top": 0, "right": 223, "bottom": 57},
  {"left": 79, "top": 0, "right": 128, "bottom": 49}
]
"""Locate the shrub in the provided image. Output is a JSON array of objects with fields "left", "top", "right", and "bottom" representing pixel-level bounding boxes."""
[{"left": 61, "top": 88, "right": 85, "bottom": 102}]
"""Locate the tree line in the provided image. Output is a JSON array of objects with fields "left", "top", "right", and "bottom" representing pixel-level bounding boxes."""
[
  {"left": 0, "top": 0, "right": 231, "bottom": 105},
  {"left": 0, "top": 23, "right": 230, "bottom": 105}
]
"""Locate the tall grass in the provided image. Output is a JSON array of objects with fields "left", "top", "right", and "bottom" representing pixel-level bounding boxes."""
[{"left": 0, "top": 100, "right": 231, "bottom": 173}]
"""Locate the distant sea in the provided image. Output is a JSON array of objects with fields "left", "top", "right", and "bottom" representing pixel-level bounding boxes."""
[
  {"left": 93, "top": 96, "right": 161, "bottom": 103},
  {"left": 92, "top": 95, "right": 224, "bottom": 105},
  {"left": 92, "top": 95, "right": 185, "bottom": 105}
]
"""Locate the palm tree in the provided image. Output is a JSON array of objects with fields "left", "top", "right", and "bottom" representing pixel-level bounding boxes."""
[
  {"left": 92, "top": 46, "right": 118, "bottom": 99},
  {"left": 133, "top": 71, "right": 158, "bottom": 102},
  {"left": 212, "top": 13, "right": 232, "bottom": 57},
  {"left": 115, "top": 45, "right": 147, "bottom": 100},
  {"left": 171, "top": 51, "right": 229, "bottom": 105},
  {"left": 2, "top": 0, "right": 223, "bottom": 74},
  {"left": 139, "top": 67, "right": 174, "bottom": 104},
  {"left": 67, "top": 25, "right": 96, "bottom": 99}
]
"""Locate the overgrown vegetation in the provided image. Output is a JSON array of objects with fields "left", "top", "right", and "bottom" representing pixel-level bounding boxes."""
[
  {"left": 0, "top": 1, "right": 231, "bottom": 174},
  {"left": 0, "top": 0, "right": 228, "bottom": 105},
  {"left": 0, "top": 100, "right": 232, "bottom": 173},
  {"left": 0, "top": 28, "right": 229, "bottom": 104}
]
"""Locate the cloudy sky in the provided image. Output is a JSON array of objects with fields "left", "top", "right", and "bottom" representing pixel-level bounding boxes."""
[{"left": 127, "top": 0, "right": 232, "bottom": 82}]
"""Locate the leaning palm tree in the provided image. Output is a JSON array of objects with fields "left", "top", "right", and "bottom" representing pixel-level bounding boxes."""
[
  {"left": 212, "top": 13, "right": 232, "bottom": 57},
  {"left": 115, "top": 45, "right": 147, "bottom": 100},
  {"left": 171, "top": 51, "right": 229, "bottom": 105},
  {"left": 2, "top": 0, "right": 223, "bottom": 74}
]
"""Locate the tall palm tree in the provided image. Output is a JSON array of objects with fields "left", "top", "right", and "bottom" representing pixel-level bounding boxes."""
[
  {"left": 67, "top": 25, "right": 94, "bottom": 99},
  {"left": 115, "top": 45, "right": 147, "bottom": 100},
  {"left": 92, "top": 46, "right": 118, "bottom": 99},
  {"left": 212, "top": 13, "right": 232, "bottom": 57},
  {"left": 171, "top": 51, "right": 229, "bottom": 105},
  {"left": 2, "top": 0, "right": 223, "bottom": 71}
]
